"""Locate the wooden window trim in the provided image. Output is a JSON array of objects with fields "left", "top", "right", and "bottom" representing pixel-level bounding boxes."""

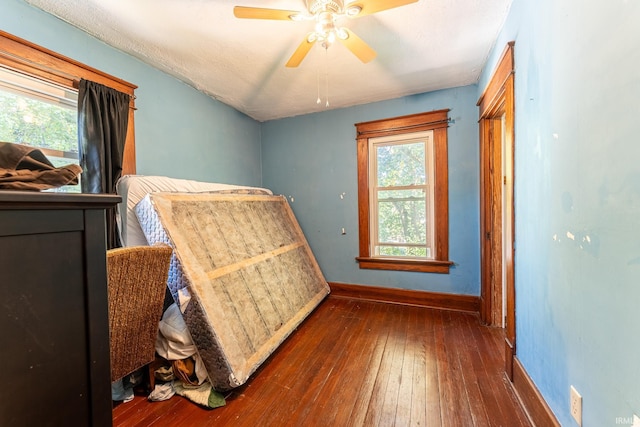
[
  {"left": 355, "top": 109, "right": 453, "bottom": 273},
  {"left": 0, "top": 30, "right": 137, "bottom": 175}
]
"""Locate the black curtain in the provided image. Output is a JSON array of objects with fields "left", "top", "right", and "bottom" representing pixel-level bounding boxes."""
[{"left": 78, "top": 79, "right": 130, "bottom": 249}]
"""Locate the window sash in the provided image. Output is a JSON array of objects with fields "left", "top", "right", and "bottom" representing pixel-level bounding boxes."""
[
  {"left": 0, "top": 66, "right": 77, "bottom": 108},
  {"left": 369, "top": 131, "right": 435, "bottom": 260},
  {"left": 0, "top": 66, "right": 81, "bottom": 192}
]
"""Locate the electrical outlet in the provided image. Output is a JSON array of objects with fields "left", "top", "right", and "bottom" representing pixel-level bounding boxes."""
[{"left": 570, "top": 385, "right": 582, "bottom": 425}]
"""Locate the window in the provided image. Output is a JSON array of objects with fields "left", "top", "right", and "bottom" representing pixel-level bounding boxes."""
[
  {"left": 355, "top": 109, "right": 452, "bottom": 273},
  {"left": 0, "top": 66, "right": 81, "bottom": 192},
  {"left": 0, "top": 30, "right": 137, "bottom": 180},
  {"left": 370, "top": 130, "right": 435, "bottom": 258}
]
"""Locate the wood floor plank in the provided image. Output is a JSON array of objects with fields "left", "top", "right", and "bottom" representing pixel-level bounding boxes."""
[
  {"left": 407, "top": 318, "right": 427, "bottom": 426},
  {"left": 378, "top": 305, "right": 412, "bottom": 425},
  {"left": 346, "top": 303, "right": 394, "bottom": 426},
  {"left": 394, "top": 306, "right": 418, "bottom": 426},
  {"left": 113, "top": 296, "right": 532, "bottom": 427},
  {"left": 456, "top": 313, "right": 493, "bottom": 426},
  {"left": 436, "top": 310, "right": 476, "bottom": 426},
  {"left": 115, "top": 394, "right": 183, "bottom": 427},
  {"left": 294, "top": 300, "right": 383, "bottom": 426},
  {"left": 422, "top": 308, "right": 444, "bottom": 426},
  {"left": 362, "top": 304, "right": 407, "bottom": 426},
  {"left": 265, "top": 299, "right": 362, "bottom": 426},
  {"left": 331, "top": 301, "right": 392, "bottom": 427},
  {"left": 469, "top": 318, "right": 531, "bottom": 426},
  {"left": 468, "top": 317, "right": 513, "bottom": 427},
  {"left": 208, "top": 298, "right": 357, "bottom": 426}
]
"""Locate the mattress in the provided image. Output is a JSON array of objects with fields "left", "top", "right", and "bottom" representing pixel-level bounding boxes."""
[{"left": 135, "top": 192, "right": 329, "bottom": 390}]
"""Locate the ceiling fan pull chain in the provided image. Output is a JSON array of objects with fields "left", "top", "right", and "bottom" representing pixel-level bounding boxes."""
[
  {"left": 316, "top": 66, "right": 321, "bottom": 105},
  {"left": 325, "top": 46, "right": 330, "bottom": 107}
]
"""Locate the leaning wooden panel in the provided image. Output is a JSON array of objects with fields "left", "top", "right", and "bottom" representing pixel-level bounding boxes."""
[{"left": 136, "top": 192, "right": 329, "bottom": 390}]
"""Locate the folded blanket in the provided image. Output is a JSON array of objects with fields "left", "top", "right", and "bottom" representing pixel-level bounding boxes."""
[
  {"left": 0, "top": 142, "right": 81, "bottom": 190},
  {"left": 173, "top": 381, "right": 225, "bottom": 409}
]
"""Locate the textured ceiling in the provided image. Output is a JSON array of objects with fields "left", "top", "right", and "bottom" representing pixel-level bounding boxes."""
[{"left": 25, "top": 0, "right": 512, "bottom": 122}]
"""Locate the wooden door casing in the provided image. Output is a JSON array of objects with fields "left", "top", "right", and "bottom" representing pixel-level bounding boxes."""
[{"left": 478, "top": 42, "right": 516, "bottom": 379}]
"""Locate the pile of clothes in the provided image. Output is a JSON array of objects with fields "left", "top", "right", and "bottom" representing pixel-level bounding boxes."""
[
  {"left": 113, "top": 303, "right": 225, "bottom": 409},
  {"left": 0, "top": 142, "right": 81, "bottom": 191}
]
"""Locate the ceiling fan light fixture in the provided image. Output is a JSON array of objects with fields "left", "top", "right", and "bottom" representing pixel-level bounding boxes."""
[
  {"left": 316, "top": 12, "right": 336, "bottom": 28},
  {"left": 336, "top": 27, "right": 349, "bottom": 40},
  {"left": 345, "top": 5, "right": 362, "bottom": 17},
  {"left": 313, "top": 11, "right": 339, "bottom": 44}
]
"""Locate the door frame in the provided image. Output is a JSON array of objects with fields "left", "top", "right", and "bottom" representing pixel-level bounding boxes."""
[{"left": 478, "top": 42, "right": 516, "bottom": 379}]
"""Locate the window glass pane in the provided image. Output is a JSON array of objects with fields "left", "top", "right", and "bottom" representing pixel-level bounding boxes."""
[
  {"left": 377, "top": 189, "right": 426, "bottom": 244},
  {"left": 0, "top": 90, "right": 77, "bottom": 151},
  {"left": 376, "top": 141, "right": 425, "bottom": 187},
  {"left": 378, "top": 245, "right": 430, "bottom": 258}
]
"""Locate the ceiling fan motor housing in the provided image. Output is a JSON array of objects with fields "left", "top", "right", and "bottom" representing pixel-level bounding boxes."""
[{"left": 306, "top": 0, "right": 344, "bottom": 15}]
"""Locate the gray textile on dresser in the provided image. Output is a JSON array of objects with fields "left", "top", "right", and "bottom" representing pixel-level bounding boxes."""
[
  {"left": 135, "top": 192, "right": 329, "bottom": 391},
  {"left": 0, "top": 142, "right": 81, "bottom": 190}
]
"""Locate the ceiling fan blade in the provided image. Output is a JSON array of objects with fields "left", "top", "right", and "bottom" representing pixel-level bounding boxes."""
[
  {"left": 286, "top": 36, "right": 316, "bottom": 67},
  {"left": 350, "top": 0, "right": 418, "bottom": 17},
  {"left": 233, "top": 6, "right": 300, "bottom": 20},
  {"left": 338, "top": 29, "right": 377, "bottom": 63}
]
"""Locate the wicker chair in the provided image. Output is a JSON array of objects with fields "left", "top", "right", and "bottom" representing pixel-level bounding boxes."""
[{"left": 107, "top": 244, "right": 172, "bottom": 382}]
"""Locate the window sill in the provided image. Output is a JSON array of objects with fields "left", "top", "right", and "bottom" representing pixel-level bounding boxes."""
[{"left": 355, "top": 257, "right": 453, "bottom": 274}]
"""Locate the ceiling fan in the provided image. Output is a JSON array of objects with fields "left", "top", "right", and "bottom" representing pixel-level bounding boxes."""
[{"left": 233, "top": 0, "right": 418, "bottom": 67}]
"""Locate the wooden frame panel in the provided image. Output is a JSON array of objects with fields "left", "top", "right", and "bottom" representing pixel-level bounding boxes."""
[
  {"left": 355, "top": 109, "right": 452, "bottom": 273},
  {"left": 0, "top": 30, "right": 137, "bottom": 175},
  {"left": 137, "top": 192, "right": 330, "bottom": 391}
]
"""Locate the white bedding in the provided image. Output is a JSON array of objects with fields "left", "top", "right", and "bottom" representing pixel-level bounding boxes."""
[{"left": 116, "top": 175, "right": 271, "bottom": 246}]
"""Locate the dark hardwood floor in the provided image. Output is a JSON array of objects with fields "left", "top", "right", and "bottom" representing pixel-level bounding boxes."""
[{"left": 113, "top": 296, "right": 531, "bottom": 426}]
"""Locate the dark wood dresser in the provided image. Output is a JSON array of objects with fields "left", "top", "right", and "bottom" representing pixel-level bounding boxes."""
[{"left": 0, "top": 191, "right": 120, "bottom": 427}]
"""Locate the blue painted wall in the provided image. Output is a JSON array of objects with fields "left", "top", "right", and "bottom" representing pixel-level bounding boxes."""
[
  {"left": 1, "top": 0, "right": 263, "bottom": 187},
  {"left": 13, "top": 0, "right": 638, "bottom": 423},
  {"left": 479, "top": 0, "right": 640, "bottom": 425},
  {"left": 262, "top": 86, "right": 480, "bottom": 295}
]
